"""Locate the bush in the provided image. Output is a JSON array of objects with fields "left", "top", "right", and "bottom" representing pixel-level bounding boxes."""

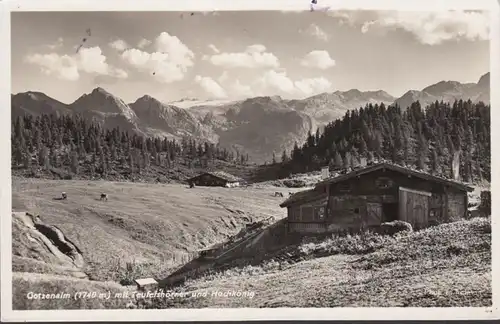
[
  {"left": 110, "top": 258, "right": 163, "bottom": 287},
  {"left": 119, "top": 277, "right": 134, "bottom": 286},
  {"left": 283, "top": 179, "right": 306, "bottom": 188},
  {"left": 446, "top": 244, "right": 466, "bottom": 256},
  {"left": 298, "top": 231, "right": 396, "bottom": 257},
  {"left": 380, "top": 220, "right": 413, "bottom": 236},
  {"left": 472, "top": 217, "right": 491, "bottom": 234}
]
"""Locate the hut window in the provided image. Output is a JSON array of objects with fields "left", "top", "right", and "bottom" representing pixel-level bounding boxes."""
[
  {"left": 314, "top": 206, "right": 325, "bottom": 220},
  {"left": 376, "top": 177, "right": 393, "bottom": 189},
  {"left": 318, "top": 207, "right": 325, "bottom": 219},
  {"left": 353, "top": 208, "right": 360, "bottom": 214}
]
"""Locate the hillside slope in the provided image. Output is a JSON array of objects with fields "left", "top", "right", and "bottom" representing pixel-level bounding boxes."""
[
  {"left": 154, "top": 217, "right": 491, "bottom": 308},
  {"left": 11, "top": 176, "right": 491, "bottom": 309},
  {"left": 71, "top": 87, "right": 144, "bottom": 135},
  {"left": 214, "top": 96, "right": 315, "bottom": 163},
  {"left": 12, "top": 177, "right": 289, "bottom": 283},
  {"left": 130, "top": 95, "right": 218, "bottom": 142},
  {"left": 12, "top": 212, "right": 87, "bottom": 279}
]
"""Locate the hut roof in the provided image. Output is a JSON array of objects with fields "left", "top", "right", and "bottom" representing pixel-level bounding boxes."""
[
  {"left": 316, "top": 162, "right": 474, "bottom": 192},
  {"left": 280, "top": 162, "right": 473, "bottom": 208},
  {"left": 279, "top": 188, "right": 327, "bottom": 208},
  {"left": 134, "top": 278, "right": 157, "bottom": 286}
]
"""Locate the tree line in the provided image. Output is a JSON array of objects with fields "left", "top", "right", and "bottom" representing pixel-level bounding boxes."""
[
  {"left": 278, "top": 99, "right": 490, "bottom": 183},
  {"left": 11, "top": 113, "right": 250, "bottom": 178}
]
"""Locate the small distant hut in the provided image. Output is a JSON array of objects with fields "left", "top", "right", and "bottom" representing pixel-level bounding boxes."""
[
  {"left": 134, "top": 278, "right": 158, "bottom": 292},
  {"left": 187, "top": 171, "right": 243, "bottom": 188}
]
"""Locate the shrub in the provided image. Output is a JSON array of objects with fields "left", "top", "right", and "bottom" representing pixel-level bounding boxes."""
[
  {"left": 380, "top": 220, "right": 413, "bottom": 236},
  {"left": 472, "top": 217, "right": 491, "bottom": 234},
  {"left": 298, "top": 230, "right": 396, "bottom": 257},
  {"left": 446, "top": 244, "right": 466, "bottom": 256},
  {"left": 110, "top": 257, "right": 163, "bottom": 287},
  {"left": 283, "top": 179, "right": 306, "bottom": 188}
]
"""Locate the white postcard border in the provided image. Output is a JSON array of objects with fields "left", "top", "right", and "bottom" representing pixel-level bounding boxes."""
[{"left": 1, "top": 0, "right": 499, "bottom": 321}]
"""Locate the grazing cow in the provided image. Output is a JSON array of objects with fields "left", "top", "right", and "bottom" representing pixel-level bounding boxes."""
[
  {"left": 100, "top": 193, "right": 108, "bottom": 201},
  {"left": 61, "top": 192, "right": 67, "bottom": 200},
  {"left": 274, "top": 192, "right": 283, "bottom": 197},
  {"left": 189, "top": 182, "right": 195, "bottom": 188}
]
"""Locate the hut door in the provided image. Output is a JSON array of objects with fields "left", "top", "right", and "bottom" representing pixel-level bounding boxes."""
[
  {"left": 366, "top": 203, "right": 382, "bottom": 227},
  {"left": 398, "top": 187, "right": 431, "bottom": 229}
]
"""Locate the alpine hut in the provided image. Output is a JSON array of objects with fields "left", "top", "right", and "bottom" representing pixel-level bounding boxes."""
[
  {"left": 187, "top": 171, "right": 243, "bottom": 188},
  {"left": 280, "top": 162, "right": 474, "bottom": 234}
]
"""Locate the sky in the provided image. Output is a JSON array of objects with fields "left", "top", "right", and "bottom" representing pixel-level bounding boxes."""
[{"left": 11, "top": 10, "right": 490, "bottom": 104}]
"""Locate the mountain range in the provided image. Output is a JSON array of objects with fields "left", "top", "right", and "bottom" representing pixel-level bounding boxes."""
[{"left": 11, "top": 72, "right": 490, "bottom": 163}]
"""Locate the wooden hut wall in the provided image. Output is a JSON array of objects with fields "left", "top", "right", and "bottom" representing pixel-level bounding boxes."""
[{"left": 325, "top": 169, "right": 468, "bottom": 228}]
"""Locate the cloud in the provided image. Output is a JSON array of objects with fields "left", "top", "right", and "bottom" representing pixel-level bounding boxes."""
[
  {"left": 137, "top": 38, "right": 152, "bottom": 49},
  {"left": 109, "top": 39, "right": 129, "bottom": 52},
  {"left": 257, "top": 70, "right": 295, "bottom": 93},
  {"left": 216, "top": 70, "right": 332, "bottom": 99},
  {"left": 93, "top": 72, "right": 128, "bottom": 85},
  {"left": 329, "top": 10, "right": 490, "bottom": 45},
  {"left": 77, "top": 47, "right": 128, "bottom": 78},
  {"left": 300, "top": 50, "right": 336, "bottom": 69},
  {"left": 78, "top": 47, "right": 112, "bottom": 74},
  {"left": 255, "top": 70, "right": 332, "bottom": 97},
  {"left": 230, "top": 79, "right": 255, "bottom": 98},
  {"left": 108, "top": 68, "right": 128, "bottom": 79},
  {"left": 208, "top": 44, "right": 220, "bottom": 54},
  {"left": 155, "top": 32, "right": 195, "bottom": 67},
  {"left": 218, "top": 71, "right": 229, "bottom": 83},
  {"left": 121, "top": 32, "right": 195, "bottom": 83},
  {"left": 213, "top": 71, "right": 253, "bottom": 98},
  {"left": 46, "top": 37, "right": 64, "bottom": 50},
  {"left": 121, "top": 49, "right": 185, "bottom": 83},
  {"left": 25, "top": 46, "right": 127, "bottom": 81},
  {"left": 25, "top": 53, "right": 79, "bottom": 81},
  {"left": 194, "top": 75, "right": 227, "bottom": 99},
  {"left": 204, "top": 44, "right": 280, "bottom": 69},
  {"left": 302, "top": 23, "right": 329, "bottom": 41},
  {"left": 294, "top": 77, "right": 332, "bottom": 95}
]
